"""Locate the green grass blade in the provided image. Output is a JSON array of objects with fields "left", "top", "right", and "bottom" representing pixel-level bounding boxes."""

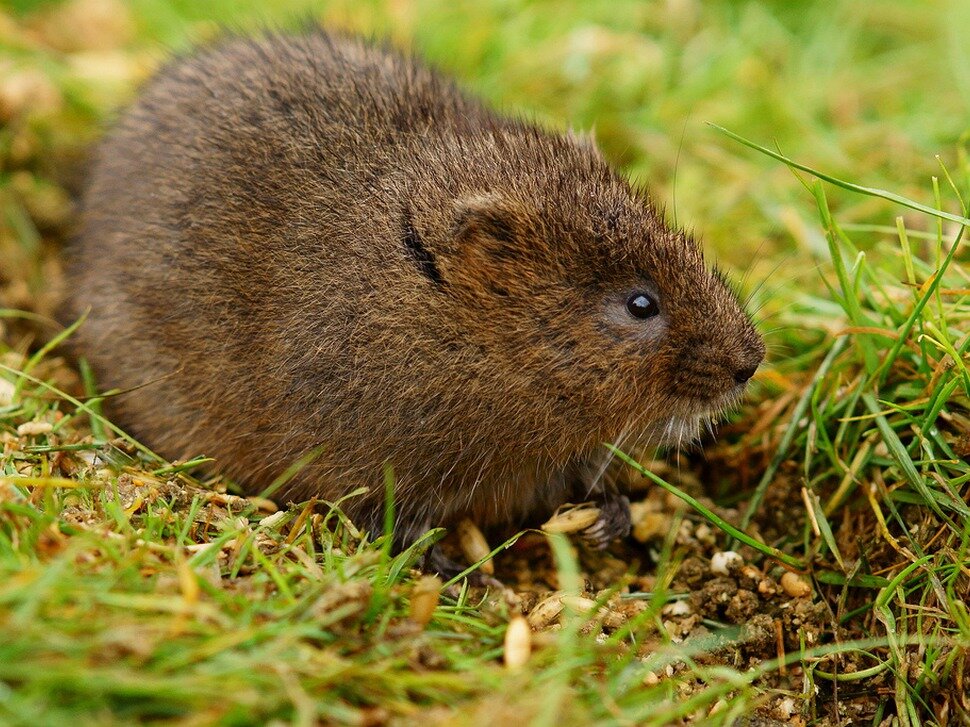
[{"left": 710, "top": 124, "right": 970, "bottom": 227}]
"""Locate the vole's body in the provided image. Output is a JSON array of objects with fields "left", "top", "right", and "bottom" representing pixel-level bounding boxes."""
[{"left": 68, "top": 32, "right": 764, "bottom": 556}]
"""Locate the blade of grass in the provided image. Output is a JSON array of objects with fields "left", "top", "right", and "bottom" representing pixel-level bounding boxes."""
[
  {"left": 12, "top": 310, "right": 87, "bottom": 399},
  {"left": 862, "top": 393, "right": 968, "bottom": 522},
  {"left": 77, "top": 357, "right": 106, "bottom": 441},
  {"left": 607, "top": 446, "right": 805, "bottom": 570},
  {"left": 0, "top": 362, "right": 164, "bottom": 464},
  {"left": 257, "top": 446, "right": 325, "bottom": 500},
  {"left": 709, "top": 124, "right": 970, "bottom": 227},
  {"left": 737, "top": 336, "right": 848, "bottom": 536}
]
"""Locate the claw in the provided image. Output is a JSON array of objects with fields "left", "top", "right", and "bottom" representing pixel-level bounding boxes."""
[
  {"left": 422, "top": 546, "right": 468, "bottom": 579},
  {"left": 579, "top": 494, "right": 631, "bottom": 550}
]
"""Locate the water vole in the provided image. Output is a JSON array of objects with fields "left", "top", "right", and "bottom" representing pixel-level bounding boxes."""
[{"left": 67, "top": 30, "right": 765, "bottom": 565}]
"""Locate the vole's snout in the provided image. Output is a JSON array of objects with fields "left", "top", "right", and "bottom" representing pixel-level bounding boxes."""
[
  {"left": 670, "top": 320, "right": 765, "bottom": 406},
  {"left": 729, "top": 328, "right": 766, "bottom": 388}
]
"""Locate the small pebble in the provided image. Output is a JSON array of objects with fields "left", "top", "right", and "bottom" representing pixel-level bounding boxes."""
[
  {"left": 661, "top": 599, "right": 692, "bottom": 617},
  {"left": 739, "top": 564, "right": 762, "bottom": 580},
  {"left": 758, "top": 578, "right": 777, "bottom": 597},
  {"left": 774, "top": 696, "right": 797, "bottom": 720},
  {"left": 710, "top": 550, "right": 743, "bottom": 575},
  {"left": 630, "top": 503, "right": 669, "bottom": 542},
  {"left": 694, "top": 523, "right": 714, "bottom": 544},
  {"left": 560, "top": 595, "right": 598, "bottom": 613},
  {"left": 0, "top": 378, "right": 15, "bottom": 407}
]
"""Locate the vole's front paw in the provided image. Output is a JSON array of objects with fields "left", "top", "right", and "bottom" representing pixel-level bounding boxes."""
[
  {"left": 422, "top": 545, "right": 468, "bottom": 580},
  {"left": 581, "top": 493, "right": 631, "bottom": 550}
]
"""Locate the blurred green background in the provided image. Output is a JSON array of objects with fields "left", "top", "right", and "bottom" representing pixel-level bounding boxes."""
[{"left": 3, "top": 0, "right": 969, "bottom": 275}]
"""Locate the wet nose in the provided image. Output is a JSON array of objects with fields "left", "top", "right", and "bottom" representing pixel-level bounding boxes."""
[{"left": 733, "top": 366, "right": 758, "bottom": 385}]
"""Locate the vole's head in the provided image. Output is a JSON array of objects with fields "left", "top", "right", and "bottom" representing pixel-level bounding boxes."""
[{"left": 405, "top": 128, "right": 765, "bottom": 453}]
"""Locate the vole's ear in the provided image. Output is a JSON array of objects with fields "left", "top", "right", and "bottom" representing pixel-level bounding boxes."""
[
  {"left": 443, "top": 194, "right": 542, "bottom": 298},
  {"left": 452, "top": 193, "right": 535, "bottom": 259}
]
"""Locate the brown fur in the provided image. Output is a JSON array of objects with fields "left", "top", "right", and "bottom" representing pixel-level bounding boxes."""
[{"left": 66, "top": 31, "right": 764, "bottom": 547}]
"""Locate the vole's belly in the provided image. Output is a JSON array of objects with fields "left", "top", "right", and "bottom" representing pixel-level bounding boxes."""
[{"left": 453, "top": 469, "right": 570, "bottom": 528}]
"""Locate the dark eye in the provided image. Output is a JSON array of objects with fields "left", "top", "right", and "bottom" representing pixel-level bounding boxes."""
[{"left": 626, "top": 292, "right": 660, "bottom": 319}]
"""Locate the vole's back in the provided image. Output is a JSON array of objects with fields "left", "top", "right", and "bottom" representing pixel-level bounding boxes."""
[{"left": 71, "top": 33, "right": 557, "bottom": 533}]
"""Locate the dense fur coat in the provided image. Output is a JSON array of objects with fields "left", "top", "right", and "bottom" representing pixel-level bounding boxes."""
[{"left": 67, "top": 31, "right": 765, "bottom": 558}]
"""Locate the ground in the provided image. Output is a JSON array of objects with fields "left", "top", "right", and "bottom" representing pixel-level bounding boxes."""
[{"left": 0, "top": 1, "right": 968, "bottom": 725}]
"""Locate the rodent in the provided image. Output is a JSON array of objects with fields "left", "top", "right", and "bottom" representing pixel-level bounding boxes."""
[{"left": 66, "top": 30, "right": 765, "bottom": 568}]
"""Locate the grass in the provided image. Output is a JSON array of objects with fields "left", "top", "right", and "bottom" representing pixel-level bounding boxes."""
[{"left": 1, "top": 0, "right": 968, "bottom": 724}]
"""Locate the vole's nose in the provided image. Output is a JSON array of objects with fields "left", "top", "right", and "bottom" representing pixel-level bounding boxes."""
[
  {"left": 730, "top": 328, "right": 765, "bottom": 386},
  {"left": 733, "top": 365, "right": 758, "bottom": 385}
]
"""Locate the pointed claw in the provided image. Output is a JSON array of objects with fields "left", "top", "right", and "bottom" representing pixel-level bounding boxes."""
[{"left": 579, "top": 493, "right": 632, "bottom": 550}]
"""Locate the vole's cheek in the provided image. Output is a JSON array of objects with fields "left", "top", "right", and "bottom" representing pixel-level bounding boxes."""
[{"left": 596, "top": 312, "right": 668, "bottom": 349}]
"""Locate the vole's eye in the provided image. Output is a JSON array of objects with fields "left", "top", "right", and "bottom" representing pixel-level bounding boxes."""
[{"left": 626, "top": 292, "right": 660, "bottom": 319}]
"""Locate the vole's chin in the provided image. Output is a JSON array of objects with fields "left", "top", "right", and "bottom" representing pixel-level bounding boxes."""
[
  {"left": 649, "top": 389, "right": 746, "bottom": 449},
  {"left": 655, "top": 415, "right": 706, "bottom": 450}
]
